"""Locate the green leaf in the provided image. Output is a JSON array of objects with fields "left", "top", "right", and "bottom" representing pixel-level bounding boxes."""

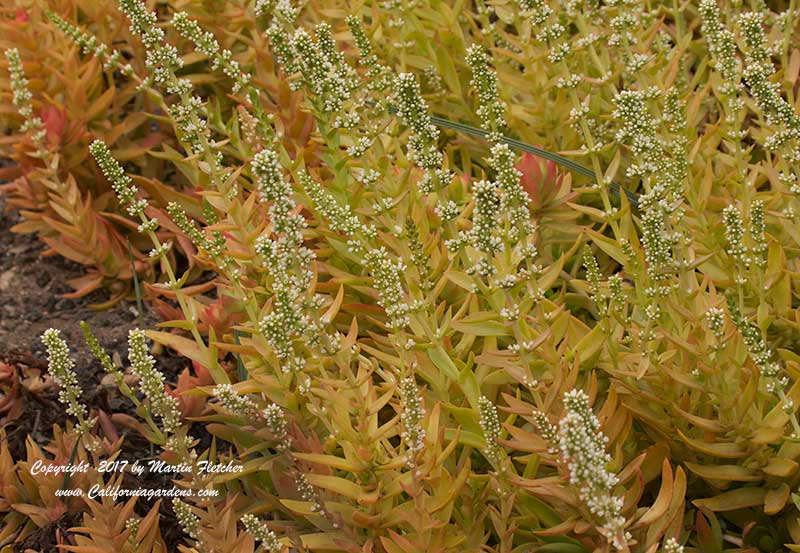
[
  {"left": 446, "top": 270, "right": 475, "bottom": 291},
  {"left": 458, "top": 363, "right": 480, "bottom": 409},
  {"left": 586, "top": 229, "right": 627, "bottom": 266},
  {"left": 573, "top": 323, "right": 605, "bottom": 365},
  {"left": 451, "top": 318, "right": 508, "bottom": 336},
  {"left": 428, "top": 347, "right": 459, "bottom": 381}
]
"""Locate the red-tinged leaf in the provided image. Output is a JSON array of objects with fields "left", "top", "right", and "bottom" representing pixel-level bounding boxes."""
[
  {"left": 616, "top": 451, "right": 647, "bottom": 485},
  {"left": 696, "top": 510, "right": 723, "bottom": 553},
  {"left": 62, "top": 273, "right": 105, "bottom": 299},
  {"left": 9, "top": 219, "right": 46, "bottom": 233},
  {"left": 87, "top": 287, "right": 129, "bottom": 310},
  {"left": 41, "top": 105, "right": 67, "bottom": 143},
  {"left": 502, "top": 425, "right": 548, "bottom": 452},
  {"left": 322, "top": 284, "right": 345, "bottom": 323},
  {"left": 634, "top": 459, "right": 674, "bottom": 528},
  {"left": 380, "top": 531, "right": 416, "bottom": 553},
  {"left": 40, "top": 236, "right": 94, "bottom": 265},
  {"left": 532, "top": 518, "right": 577, "bottom": 537}
]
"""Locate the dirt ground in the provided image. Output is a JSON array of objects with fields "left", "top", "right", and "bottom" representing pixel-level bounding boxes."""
[
  {"left": 0, "top": 196, "right": 192, "bottom": 552},
  {"left": 0, "top": 196, "right": 161, "bottom": 367}
]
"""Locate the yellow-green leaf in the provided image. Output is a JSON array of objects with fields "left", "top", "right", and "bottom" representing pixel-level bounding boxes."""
[{"left": 693, "top": 487, "right": 767, "bottom": 512}]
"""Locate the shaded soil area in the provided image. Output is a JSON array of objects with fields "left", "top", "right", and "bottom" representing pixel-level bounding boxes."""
[
  {"left": 0, "top": 197, "right": 195, "bottom": 552},
  {"left": 0, "top": 197, "right": 159, "bottom": 367}
]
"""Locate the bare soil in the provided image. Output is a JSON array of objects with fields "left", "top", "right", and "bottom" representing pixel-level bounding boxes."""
[
  {"left": 0, "top": 197, "right": 193, "bottom": 552},
  {"left": 0, "top": 197, "right": 158, "bottom": 367}
]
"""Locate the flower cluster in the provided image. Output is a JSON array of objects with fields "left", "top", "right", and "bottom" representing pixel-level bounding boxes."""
[
  {"left": 478, "top": 396, "right": 503, "bottom": 467},
  {"left": 698, "top": 0, "right": 740, "bottom": 97},
  {"left": 299, "top": 171, "right": 367, "bottom": 238},
  {"left": 212, "top": 384, "right": 259, "bottom": 418},
  {"left": 256, "top": 0, "right": 298, "bottom": 23},
  {"left": 608, "top": 274, "right": 625, "bottom": 306},
  {"left": 489, "top": 143, "right": 533, "bottom": 244},
  {"left": 295, "top": 471, "right": 333, "bottom": 519},
  {"left": 5, "top": 48, "right": 46, "bottom": 146},
  {"left": 448, "top": 47, "right": 538, "bottom": 274},
  {"left": 172, "top": 12, "right": 250, "bottom": 93},
  {"left": 258, "top": 288, "right": 311, "bottom": 367},
  {"left": 172, "top": 498, "right": 200, "bottom": 539},
  {"left": 363, "top": 247, "right": 411, "bottom": 329},
  {"left": 434, "top": 199, "right": 460, "bottom": 222},
  {"left": 252, "top": 150, "right": 305, "bottom": 244},
  {"left": 166, "top": 201, "right": 223, "bottom": 261},
  {"left": 531, "top": 410, "right": 557, "bottom": 444},
  {"left": 404, "top": 217, "right": 433, "bottom": 290},
  {"left": 722, "top": 204, "right": 748, "bottom": 265},
  {"left": 557, "top": 389, "right": 629, "bottom": 550},
  {"left": 241, "top": 514, "right": 281, "bottom": 552},
  {"left": 118, "top": 0, "right": 181, "bottom": 93},
  {"left": 619, "top": 75, "right": 686, "bottom": 309},
  {"left": 613, "top": 90, "right": 660, "bottom": 179},
  {"left": 612, "top": 89, "right": 687, "bottom": 294},
  {"left": 46, "top": 11, "right": 132, "bottom": 75},
  {"left": 398, "top": 377, "right": 426, "bottom": 464},
  {"left": 288, "top": 24, "right": 358, "bottom": 114},
  {"left": 612, "top": 85, "right": 685, "bottom": 206},
  {"left": 170, "top": 13, "right": 277, "bottom": 151},
  {"left": 663, "top": 537, "right": 685, "bottom": 553},
  {"left": 265, "top": 21, "right": 297, "bottom": 76},
  {"left": 465, "top": 44, "right": 506, "bottom": 134},
  {"left": 582, "top": 246, "right": 602, "bottom": 299},
  {"left": 392, "top": 73, "right": 450, "bottom": 194},
  {"left": 726, "top": 295, "right": 786, "bottom": 394},
  {"left": 640, "top": 208, "right": 676, "bottom": 290},
  {"left": 515, "top": 0, "right": 551, "bottom": 25},
  {"left": 128, "top": 329, "right": 182, "bottom": 433},
  {"left": 252, "top": 154, "right": 321, "bottom": 372},
  {"left": 739, "top": 11, "right": 800, "bottom": 158},
  {"left": 468, "top": 179, "right": 502, "bottom": 263},
  {"left": 749, "top": 199, "right": 767, "bottom": 267},
  {"left": 166, "top": 98, "right": 214, "bottom": 158},
  {"left": 705, "top": 307, "right": 726, "bottom": 340},
  {"left": 262, "top": 403, "right": 290, "bottom": 450},
  {"left": 90, "top": 140, "right": 151, "bottom": 221},
  {"left": 345, "top": 15, "right": 392, "bottom": 91},
  {"left": 119, "top": 0, "right": 217, "bottom": 158},
  {"left": 41, "top": 329, "right": 90, "bottom": 434},
  {"left": 80, "top": 321, "right": 122, "bottom": 382},
  {"left": 125, "top": 518, "right": 140, "bottom": 544}
]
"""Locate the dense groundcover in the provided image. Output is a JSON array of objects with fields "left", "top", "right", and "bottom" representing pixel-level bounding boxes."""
[{"left": 3, "top": 0, "right": 800, "bottom": 551}]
